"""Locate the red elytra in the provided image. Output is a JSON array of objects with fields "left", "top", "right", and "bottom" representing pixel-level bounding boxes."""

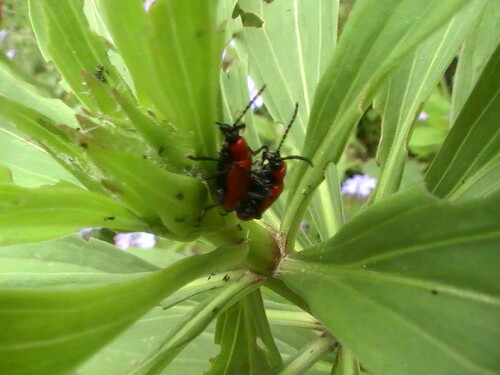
[
  {"left": 236, "top": 103, "right": 311, "bottom": 221},
  {"left": 188, "top": 85, "right": 266, "bottom": 220},
  {"left": 257, "top": 162, "right": 286, "bottom": 214},
  {"left": 221, "top": 158, "right": 252, "bottom": 211}
]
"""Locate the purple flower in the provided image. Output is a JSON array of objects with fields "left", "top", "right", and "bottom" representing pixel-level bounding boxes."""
[
  {"left": 341, "top": 175, "right": 377, "bottom": 198},
  {"left": 78, "top": 227, "right": 101, "bottom": 241},
  {"left": 6, "top": 48, "right": 16, "bottom": 59},
  {"left": 114, "top": 232, "right": 156, "bottom": 250},
  {"left": 418, "top": 111, "right": 429, "bottom": 122}
]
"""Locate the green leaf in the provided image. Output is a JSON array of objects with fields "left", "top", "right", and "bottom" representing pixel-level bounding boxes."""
[
  {"left": 94, "top": 0, "right": 156, "bottom": 108},
  {"left": 0, "top": 183, "right": 149, "bottom": 245},
  {"left": 0, "top": 126, "right": 80, "bottom": 187},
  {"left": 0, "top": 242, "right": 248, "bottom": 375},
  {"left": 237, "top": 0, "right": 337, "bottom": 139},
  {"left": 0, "top": 235, "right": 159, "bottom": 286},
  {"left": 111, "top": 89, "right": 194, "bottom": 170},
  {"left": 78, "top": 304, "right": 218, "bottom": 375},
  {"left": 146, "top": 0, "right": 222, "bottom": 157},
  {"left": 28, "top": 0, "right": 130, "bottom": 113},
  {"left": 278, "top": 188, "right": 500, "bottom": 375},
  {"left": 451, "top": 0, "right": 500, "bottom": 121},
  {"left": 0, "top": 59, "right": 77, "bottom": 127},
  {"left": 206, "top": 298, "right": 273, "bottom": 375},
  {"left": 246, "top": 290, "right": 283, "bottom": 368},
  {"left": 425, "top": 42, "right": 500, "bottom": 201},
  {"left": 235, "top": 0, "right": 342, "bottom": 239},
  {"left": 87, "top": 146, "right": 209, "bottom": 240},
  {"left": 0, "top": 96, "right": 107, "bottom": 194},
  {"left": 370, "top": 2, "right": 486, "bottom": 202},
  {"left": 282, "top": 0, "right": 476, "bottom": 246}
]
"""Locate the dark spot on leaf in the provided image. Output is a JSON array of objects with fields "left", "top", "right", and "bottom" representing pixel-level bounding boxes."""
[
  {"left": 174, "top": 216, "right": 187, "bottom": 223},
  {"left": 223, "top": 274, "right": 230, "bottom": 282},
  {"left": 241, "top": 11, "right": 264, "bottom": 28},
  {"left": 431, "top": 290, "right": 438, "bottom": 295},
  {"left": 233, "top": 3, "right": 264, "bottom": 28},
  {"left": 147, "top": 109, "right": 156, "bottom": 118},
  {"left": 176, "top": 193, "right": 184, "bottom": 200},
  {"left": 104, "top": 216, "right": 115, "bottom": 221},
  {"left": 237, "top": 224, "right": 243, "bottom": 231},
  {"left": 80, "top": 142, "right": 88, "bottom": 149},
  {"left": 212, "top": 307, "right": 219, "bottom": 314},
  {"left": 158, "top": 147, "right": 165, "bottom": 156}
]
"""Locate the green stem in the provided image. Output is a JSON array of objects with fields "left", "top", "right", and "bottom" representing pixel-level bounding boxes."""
[
  {"left": 266, "top": 310, "right": 321, "bottom": 330},
  {"left": 272, "top": 333, "right": 337, "bottom": 375}
]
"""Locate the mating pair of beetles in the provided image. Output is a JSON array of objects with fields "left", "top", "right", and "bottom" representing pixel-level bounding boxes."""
[{"left": 189, "top": 86, "right": 312, "bottom": 222}]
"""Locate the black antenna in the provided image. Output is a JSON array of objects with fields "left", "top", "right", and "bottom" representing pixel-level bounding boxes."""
[
  {"left": 277, "top": 103, "right": 299, "bottom": 151},
  {"left": 232, "top": 84, "right": 267, "bottom": 127}
]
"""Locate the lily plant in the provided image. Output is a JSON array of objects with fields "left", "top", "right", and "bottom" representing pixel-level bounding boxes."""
[{"left": 0, "top": 1, "right": 499, "bottom": 375}]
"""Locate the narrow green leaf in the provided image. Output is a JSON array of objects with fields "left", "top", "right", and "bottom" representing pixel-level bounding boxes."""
[
  {"left": 279, "top": 188, "right": 500, "bottom": 375},
  {"left": 246, "top": 290, "right": 283, "bottom": 368},
  {"left": 95, "top": 0, "right": 156, "bottom": 107},
  {"left": 0, "top": 235, "right": 159, "bottom": 286},
  {"left": 236, "top": 0, "right": 342, "bottom": 239},
  {"left": 451, "top": 0, "right": 500, "bottom": 121},
  {"left": 0, "top": 242, "right": 248, "bottom": 375},
  {"left": 425, "top": 42, "right": 500, "bottom": 200},
  {"left": 371, "top": 1, "right": 486, "bottom": 202},
  {"left": 206, "top": 298, "right": 273, "bottom": 375},
  {"left": 282, "top": 0, "right": 475, "bottom": 246},
  {"left": 87, "top": 146, "right": 209, "bottom": 240},
  {"left": 237, "top": 0, "right": 337, "bottom": 142},
  {"left": 147, "top": 0, "right": 222, "bottom": 157},
  {"left": 0, "top": 183, "right": 149, "bottom": 245}
]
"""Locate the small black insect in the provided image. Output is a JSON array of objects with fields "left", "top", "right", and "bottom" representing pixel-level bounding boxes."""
[{"left": 94, "top": 64, "right": 109, "bottom": 83}]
